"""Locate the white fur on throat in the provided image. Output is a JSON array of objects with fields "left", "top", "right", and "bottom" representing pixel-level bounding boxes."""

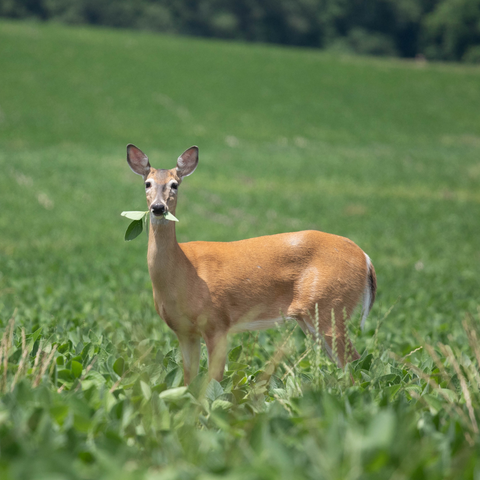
[{"left": 150, "top": 214, "right": 169, "bottom": 226}]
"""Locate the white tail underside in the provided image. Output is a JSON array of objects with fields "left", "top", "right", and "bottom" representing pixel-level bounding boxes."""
[{"left": 360, "top": 253, "right": 372, "bottom": 330}]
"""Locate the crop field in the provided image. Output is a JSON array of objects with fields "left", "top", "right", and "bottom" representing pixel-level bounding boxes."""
[{"left": 0, "top": 19, "right": 480, "bottom": 479}]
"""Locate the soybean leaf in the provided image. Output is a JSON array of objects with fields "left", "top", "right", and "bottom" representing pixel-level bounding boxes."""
[
  {"left": 159, "top": 387, "right": 188, "bottom": 401},
  {"left": 228, "top": 345, "right": 243, "bottom": 362},
  {"left": 71, "top": 360, "right": 83, "bottom": 378},
  {"left": 164, "top": 211, "right": 179, "bottom": 222},
  {"left": 140, "top": 381, "right": 152, "bottom": 401},
  {"left": 205, "top": 379, "right": 224, "bottom": 402},
  {"left": 165, "top": 367, "right": 183, "bottom": 388},
  {"left": 211, "top": 399, "right": 233, "bottom": 411},
  {"left": 50, "top": 405, "right": 69, "bottom": 426},
  {"left": 121, "top": 211, "right": 148, "bottom": 221},
  {"left": 57, "top": 369, "right": 73, "bottom": 381},
  {"left": 113, "top": 357, "right": 126, "bottom": 377},
  {"left": 73, "top": 414, "right": 92, "bottom": 433},
  {"left": 152, "top": 383, "right": 167, "bottom": 394},
  {"left": 228, "top": 362, "right": 249, "bottom": 371},
  {"left": 424, "top": 394, "right": 443, "bottom": 414},
  {"left": 125, "top": 219, "right": 143, "bottom": 241}
]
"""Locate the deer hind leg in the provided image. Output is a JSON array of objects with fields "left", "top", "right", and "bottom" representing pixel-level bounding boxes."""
[
  {"left": 204, "top": 332, "right": 228, "bottom": 382},
  {"left": 299, "top": 307, "right": 359, "bottom": 367},
  {"left": 322, "top": 333, "right": 360, "bottom": 367},
  {"left": 177, "top": 334, "right": 201, "bottom": 385}
]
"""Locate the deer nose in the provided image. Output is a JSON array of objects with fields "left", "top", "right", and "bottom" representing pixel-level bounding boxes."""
[{"left": 151, "top": 204, "right": 166, "bottom": 216}]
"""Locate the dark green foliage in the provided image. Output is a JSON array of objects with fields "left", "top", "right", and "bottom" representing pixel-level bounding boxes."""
[
  {"left": 422, "top": 0, "right": 480, "bottom": 61},
  {"left": 1, "top": 0, "right": 480, "bottom": 61},
  {"left": 0, "top": 20, "right": 480, "bottom": 479}
]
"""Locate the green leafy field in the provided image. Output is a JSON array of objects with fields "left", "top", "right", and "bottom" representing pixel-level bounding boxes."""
[{"left": 0, "top": 20, "right": 479, "bottom": 479}]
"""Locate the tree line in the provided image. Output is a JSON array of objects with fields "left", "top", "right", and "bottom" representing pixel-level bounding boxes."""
[{"left": 2, "top": 0, "right": 480, "bottom": 62}]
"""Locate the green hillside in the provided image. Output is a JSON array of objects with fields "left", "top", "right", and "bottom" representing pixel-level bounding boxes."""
[{"left": 0, "top": 20, "right": 479, "bottom": 479}]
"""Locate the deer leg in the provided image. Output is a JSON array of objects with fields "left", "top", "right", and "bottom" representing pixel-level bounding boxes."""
[
  {"left": 299, "top": 313, "right": 360, "bottom": 367},
  {"left": 204, "top": 333, "right": 228, "bottom": 382},
  {"left": 331, "top": 307, "right": 360, "bottom": 366},
  {"left": 295, "top": 317, "right": 310, "bottom": 335},
  {"left": 177, "top": 334, "right": 201, "bottom": 385},
  {"left": 322, "top": 330, "right": 360, "bottom": 367}
]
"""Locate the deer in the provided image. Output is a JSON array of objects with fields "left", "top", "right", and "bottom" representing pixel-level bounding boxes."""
[{"left": 126, "top": 144, "right": 377, "bottom": 384}]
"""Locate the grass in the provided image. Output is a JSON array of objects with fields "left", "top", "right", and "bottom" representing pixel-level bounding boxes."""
[{"left": 0, "top": 19, "right": 480, "bottom": 479}]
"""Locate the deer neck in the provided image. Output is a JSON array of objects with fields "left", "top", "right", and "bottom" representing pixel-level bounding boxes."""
[{"left": 147, "top": 219, "right": 182, "bottom": 271}]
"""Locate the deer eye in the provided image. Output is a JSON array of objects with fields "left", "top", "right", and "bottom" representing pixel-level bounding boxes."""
[
  {"left": 145, "top": 181, "right": 152, "bottom": 189},
  {"left": 171, "top": 182, "right": 178, "bottom": 191}
]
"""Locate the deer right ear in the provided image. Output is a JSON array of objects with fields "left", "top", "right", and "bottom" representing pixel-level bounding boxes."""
[{"left": 127, "top": 144, "right": 151, "bottom": 177}]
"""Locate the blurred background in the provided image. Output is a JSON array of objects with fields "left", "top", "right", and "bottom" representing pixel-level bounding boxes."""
[
  {"left": 2, "top": 0, "right": 480, "bottom": 63},
  {"left": 0, "top": 0, "right": 479, "bottom": 369}
]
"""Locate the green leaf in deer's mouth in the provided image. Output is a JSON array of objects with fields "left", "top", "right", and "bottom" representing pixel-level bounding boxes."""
[
  {"left": 124, "top": 219, "right": 144, "bottom": 241},
  {"left": 121, "top": 210, "right": 178, "bottom": 241},
  {"left": 121, "top": 211, "right": 148, "bottom": 241},
  {"left": 121, "top": 211, "right": 148, "bottom": 221},
  {"left": 163, "top": 211, "right": 179, "bottom": 222}
]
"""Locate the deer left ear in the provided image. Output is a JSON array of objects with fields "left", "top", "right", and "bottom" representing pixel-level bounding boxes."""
[{"left": 176, "top": 146, "right": 198, "bottom": 178}]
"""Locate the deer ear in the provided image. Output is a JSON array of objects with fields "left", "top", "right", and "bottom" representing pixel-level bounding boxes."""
[
  {"left": 127, "top": 144, "right": 151, "bottom": 177},
  {"left": 176, "top": 146, "right": 198, "bottom": 178}
]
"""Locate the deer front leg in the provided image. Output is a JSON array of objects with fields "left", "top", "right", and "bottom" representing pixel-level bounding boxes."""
[
  {"left": 177, "top": 334, "right": 201, "bottom": 385},
  {"left": 204, "top": 333, "right": 228, "bottom": 382}
]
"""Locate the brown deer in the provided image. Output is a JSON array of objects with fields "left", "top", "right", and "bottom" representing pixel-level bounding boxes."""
[{"left": 126, "top": 144, "right": 377, "bottom": 384}]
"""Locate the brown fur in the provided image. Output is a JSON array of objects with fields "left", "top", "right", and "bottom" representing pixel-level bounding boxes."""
[{"left": 127, "top": 144, "right": 377, "bottom": 384}]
